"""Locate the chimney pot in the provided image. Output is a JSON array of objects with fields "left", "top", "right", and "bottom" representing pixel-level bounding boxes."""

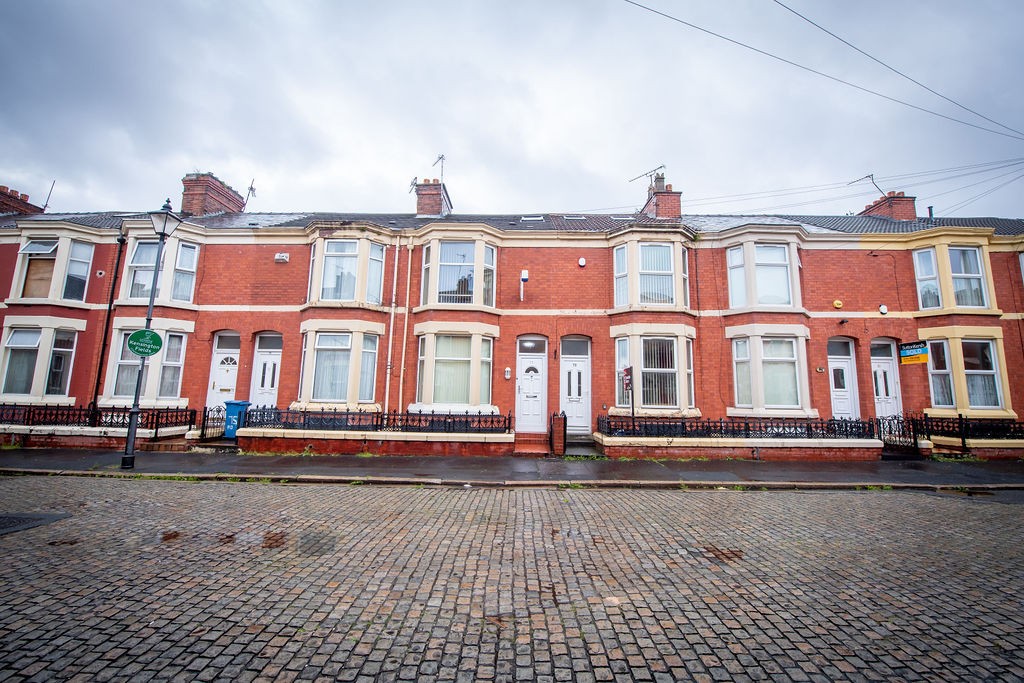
[
  {"left": 0, "top": 186, "right": 7, "bottom": 194},
  {"left": 20, "top": 194, "right": 28, "bottom": 201}
]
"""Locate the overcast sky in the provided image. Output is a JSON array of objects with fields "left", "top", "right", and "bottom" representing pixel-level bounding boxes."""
[{"left": 3, "top": 0, "right": 1023, "bottom": 219}]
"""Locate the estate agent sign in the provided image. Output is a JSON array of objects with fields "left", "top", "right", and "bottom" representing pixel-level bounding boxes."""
[{"left": 126, "top": 329, "right": 163, "bottom": 357}]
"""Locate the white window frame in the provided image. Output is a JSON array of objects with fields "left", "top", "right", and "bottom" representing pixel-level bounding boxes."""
[
  {"left": 314, "top": 238, "right": 387, "bottom": 305},
  {"left": 312, "top": 332, "right": 352, "bottom": 401},
  {"left": 158, "top": 333, "right": 186, "bottom": 398},
  {"left": 18, "top": 240, "right": 58, "bottom": 299},
  {"left": 962, "top": 339, "right": 1001, "bottom": 408},
  {"left": 615, "top": 337, "right": 630, "bottom": 407},
  {"left": 949, "top": 246, "right": 987, "bottom": 308},
  {"left": 2, "top": 328, "right": 41, "bottom": 395},
  {"left": 358, "top": 334, "right": 379, "bottom": 403},
  {"left": 420, "top": 240, "right": 498, "bottom": 308},
  {"left": 613, "top": 245, "right": 627, "bottom": 308},
  {"left": 640, "top": 337, "right": 678, "bottom": 408},
  {"left": 681, "top": 247, "right": 690, "bottom": 308},
  {"left": 638, "top": 243, "right": 674, "bottom": 306},
  {"left": 171, "top": 243, "right": 198, "bottom": 303},
  {"left": 104, "top": 319, "right": 192, "bottom": 408},
  {"left": 927, "top": 340, "right": 954, "bottom": 408},
  {"left": 320, "top": 240, "right": 358, "bottom": 301},
  {"left": 685, "top": 338, "right": 695, "bottom": 409},
  {"left": 410, "top": 325, "right": 499, "bottom": 411},
  {"left": 367, "top": 243, "right": 385, "bottom": 306},
  {"left": 727, "top": 242, "right": 796, "bottom": 309},
  {"left": 914, "top": 248, "right": 941, "bottom": 310},
  {"left": 45, "top": 330, "right": 77, "bottom": 396},
  {"left": 726, "top": 325, "right": 815, "bottom": 417},
  {"left": 128, "top": 241, "right": 160, "bottom": 300},
  {"left": 63, "top": 241, "right": 93, "bottom": 302}
]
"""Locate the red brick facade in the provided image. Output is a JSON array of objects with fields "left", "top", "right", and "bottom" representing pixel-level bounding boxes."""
[{"left": 2, "top": 172, "right": 1023, "bottom": 459}]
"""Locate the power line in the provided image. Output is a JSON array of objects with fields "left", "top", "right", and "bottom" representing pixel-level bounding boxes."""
[
  {"left": 941, "top": 171, "right": 1024, "bottom": 215},
  {"left": 771, "top": 0, "right": 1024, "bottom": 138},
  {"left": 620, "top": 0, "right": 1024, "bottom": 142}
]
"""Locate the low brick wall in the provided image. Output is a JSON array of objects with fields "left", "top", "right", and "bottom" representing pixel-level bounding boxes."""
[
  {"left": 236, "top": 428, "right": 515, "bottom": 457},
  {"left": 594, "top": 435, "right": 883, "bottom": 461}
]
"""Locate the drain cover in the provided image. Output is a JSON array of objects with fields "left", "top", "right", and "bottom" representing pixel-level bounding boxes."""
[{"left": 0, "top": 513, "right": 70, "bottom": 536}]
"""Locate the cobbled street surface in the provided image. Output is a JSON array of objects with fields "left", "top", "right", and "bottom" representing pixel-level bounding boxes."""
[{"left": 1, "top": 477, "right": 1022, "bottom": 682}]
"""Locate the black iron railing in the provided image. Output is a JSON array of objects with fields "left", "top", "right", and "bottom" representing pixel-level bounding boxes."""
[
  {"left": 241, "top": 407, "right": 513, "bottom": 434},
  {"left": 199, "top": 405, "right": 226, "bottom": 440},
  {"left": 0, "top": 404, "right": 196, "bottom": 439},
  {"left": 597, "top": 415, "right": 877, "bottom": 439}
]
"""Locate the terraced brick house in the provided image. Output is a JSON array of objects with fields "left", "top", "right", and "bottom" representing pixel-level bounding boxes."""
[{"left": 1, "top": 172, "right": 1022, "bottom": 459}]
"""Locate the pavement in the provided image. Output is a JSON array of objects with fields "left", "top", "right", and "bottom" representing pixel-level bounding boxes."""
[{"left": 1, "top": 446, "right": 1024, "bottom": 490}]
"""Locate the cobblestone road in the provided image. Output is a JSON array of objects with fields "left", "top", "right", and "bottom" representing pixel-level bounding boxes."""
[{"left": 1, "top": 477, "right": 1022, "bottom": 682}]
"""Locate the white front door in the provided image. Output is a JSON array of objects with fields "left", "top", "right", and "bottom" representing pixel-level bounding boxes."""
[
  {"left": 871, "top": 342, "right": 902, "bottom": 417},
  {"left": 560, "top": 338, "right": 591, "bottom": 435},
  {"left": 249, "top": 334, "right": 283, "bottom": 407},
  {"left": 828, "top": 357, "right": 857, "bottom": 419},
  {"left": 516, "top": 349, "right": 547, "bottom": 433},
  {"left": 206, "top": 332, "right": 240, "bottom": 409}
]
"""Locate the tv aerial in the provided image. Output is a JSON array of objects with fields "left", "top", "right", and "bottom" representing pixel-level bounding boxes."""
[{"left": 629, "top": 164, "right": 666, "bottom": 183}]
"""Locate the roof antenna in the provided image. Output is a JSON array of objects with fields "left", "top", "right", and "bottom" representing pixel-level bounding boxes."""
[
  {"left": 432, "top": 154, "right": 446, "bottom": 183},
  {"left": 41, "top": 180, "right": 55, "bottom": 213},
  {"left": 849, "top": 173, "right": 885, "bottom": 196},
  {"left": 408, "top": 177, "right": 418, "bottom": 193},
  {"left": 628, "top": 164, "right": 666, "bottom": 183},
  {"left": 242, "top": 179, "right": 256, "bottom": 211}
]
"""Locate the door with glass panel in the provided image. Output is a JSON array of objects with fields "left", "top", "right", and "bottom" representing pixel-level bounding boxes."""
[
  {"left": 515, "top": 337, "right": 548, "bottom": 433},
  {"left": 870, "top": 341, "right": 902, "bottom": 418},
  {"left": 827, "top": 338, "right": 858, "bottom": 419},
  {"left": 206, "top": 332, "right": 240, "bottom": 408},
  {"left": 250, "top": 333, "right": 283, "bottom": 407},
  {"left": 559, "top": 337, "right": 591, "bottom": 435}
]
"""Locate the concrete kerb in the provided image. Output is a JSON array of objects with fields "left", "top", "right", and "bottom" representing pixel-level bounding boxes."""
[{"left": 2, "top": 467, "right": 1023, "bottom": 492}]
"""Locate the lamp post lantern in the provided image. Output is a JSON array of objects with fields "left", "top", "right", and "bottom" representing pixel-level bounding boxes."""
[{"left": 122, "top": 199, "right": 183, "bottom": 469}]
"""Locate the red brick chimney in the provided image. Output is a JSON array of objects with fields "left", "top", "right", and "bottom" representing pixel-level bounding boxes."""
[
  {"left": 640, "top": 173, "right": 682, "bottom": 219},
  {"left": 858, "top": 191, "right": 917, "bottom": 221},
  {"left": 415, "top": 178, "right": 452, "bottom": 217},
  {"left": 0, "top": 185, "right": 43, "bottom": 215},
  {"left": 180, "top": 173, "right": 245, "bottom": 216}
]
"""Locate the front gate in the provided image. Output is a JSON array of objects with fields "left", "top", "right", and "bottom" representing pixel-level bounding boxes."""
[{"left": 877, "top": 415, "right": 920, "bottom": 459}]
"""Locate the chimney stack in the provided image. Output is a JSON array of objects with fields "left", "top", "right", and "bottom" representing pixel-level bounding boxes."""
[
  {"left": 180, "top": 173, "right": 245, "bottom": 216},
  {"left": 857, "top": 191, "right": 917, "bottom": 221},
  {"left": 641, "top": 173, "right": 682, "bottom": 219},
  {"left": 415, "top": 178, "right": 453, "bottom": 218},
  {"left": 0, "top": 184, "right": 43, "bottom": 215}
]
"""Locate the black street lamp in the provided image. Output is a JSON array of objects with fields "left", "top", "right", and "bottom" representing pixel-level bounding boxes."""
[{"left": 121, "top": 199, "right": 183, "bottom": 469}]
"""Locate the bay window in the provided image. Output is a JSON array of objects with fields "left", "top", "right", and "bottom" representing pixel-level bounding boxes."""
[
  {"left": 727, "top": 325, "right": 814, "bottom": 417},
  {"left": 962, "top": 340, "right": 1000, "bottom": 408},
  {"left": 316, "top": 239, "right": 387, "bottom": 305},
  {"left": 2, "top": 327, "right": 79, "bottom": 398},
  {"left": 610, "top": 324, "right": 694, "bottom": 414},
  {"left": 413, "top": 327, "right": 497, "bottom": 409},
  {"left": 913, "top": 245, "right": 991, "bottom": 311},
  {"left": 420, "top": 240, "right": 498, "bottom": 308},
  {"left": 108, "top": 324, "right": 191, "bottom": 406},
  {"left": 727, "top": 242, "right": 796, "bottom": 309},
  {"left": 611, "top": 241, "right": 686, "bottom": 309},
  {"left": 307, "top": 331, "right": 385, "bottom": 405},
  {"left": 923, "top": 333, "right": 1009, "bottom": 414}
]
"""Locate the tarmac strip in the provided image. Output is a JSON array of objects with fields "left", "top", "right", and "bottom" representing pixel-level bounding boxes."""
[{"left": 2, "top": 467, "right": 1022, "bottom": 492}]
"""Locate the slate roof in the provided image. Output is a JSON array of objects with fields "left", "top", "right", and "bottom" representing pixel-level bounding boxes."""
[{"left": 6, "top": 209, "right": 1024, "bottom": 236}]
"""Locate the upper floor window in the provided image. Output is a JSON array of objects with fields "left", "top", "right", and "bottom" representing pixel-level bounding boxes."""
[
  {"left": 315, "top": 239, "right": 387, "bottom": 305},
  {"left": 950, "top": 247, "right": 986, "bottom": 307},
  {"left": 16, "top": 239, "right": 94, "bottom": 302},
  {"left": 913, "top": 245, "right": 989, "bottom": 311},
  {"left": 63, "top": 242, "right": 93, "bottom": 301},
  {"left": 612, "top": 242, "right": 685, "bottom": 308},
  {"left": 172, "top": 244, "right": 198, "bottom": 302},
  {"left": 914, "top": 249, "right": 941, "bottom": 309},
  {"left": 129, "top": 242, "right": 159, "bottom": 299},
  {"left": 727, "top": 243, "right": 793, "bottom": 308},
  {"left": 639, "top": 244, "right": 674, "bottom": 305},
  {"left": 420, "top": 240, "right": 496, "bottom": 308}
]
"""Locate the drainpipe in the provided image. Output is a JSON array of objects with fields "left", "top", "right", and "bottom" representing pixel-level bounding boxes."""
[
  {"left": 90, "top": 223, "right": 128, "bottom": 422},
  {"left": 397, "top": 240, "right": 415, "bottom": 410},
  {"left": 383, "top": 236, "right": 402, "bottom": 411}
]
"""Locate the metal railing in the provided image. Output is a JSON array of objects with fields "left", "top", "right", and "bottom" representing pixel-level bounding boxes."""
[
  {"left": 0, "top": 404, "right": 196, "bottom": 440},
  {"left": 241, "top": 407, "right": 513, "bottom": 434},
  {"left": 597, "top": 415, "right": 877, "bottom": 439},
  {"left": 199, "top": 405, "right": 226, "bottom": 440}
]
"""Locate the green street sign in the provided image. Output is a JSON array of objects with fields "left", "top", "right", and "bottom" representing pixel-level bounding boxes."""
[{"left": 126, "top": 329, "right": 163, "bottom": 357}]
